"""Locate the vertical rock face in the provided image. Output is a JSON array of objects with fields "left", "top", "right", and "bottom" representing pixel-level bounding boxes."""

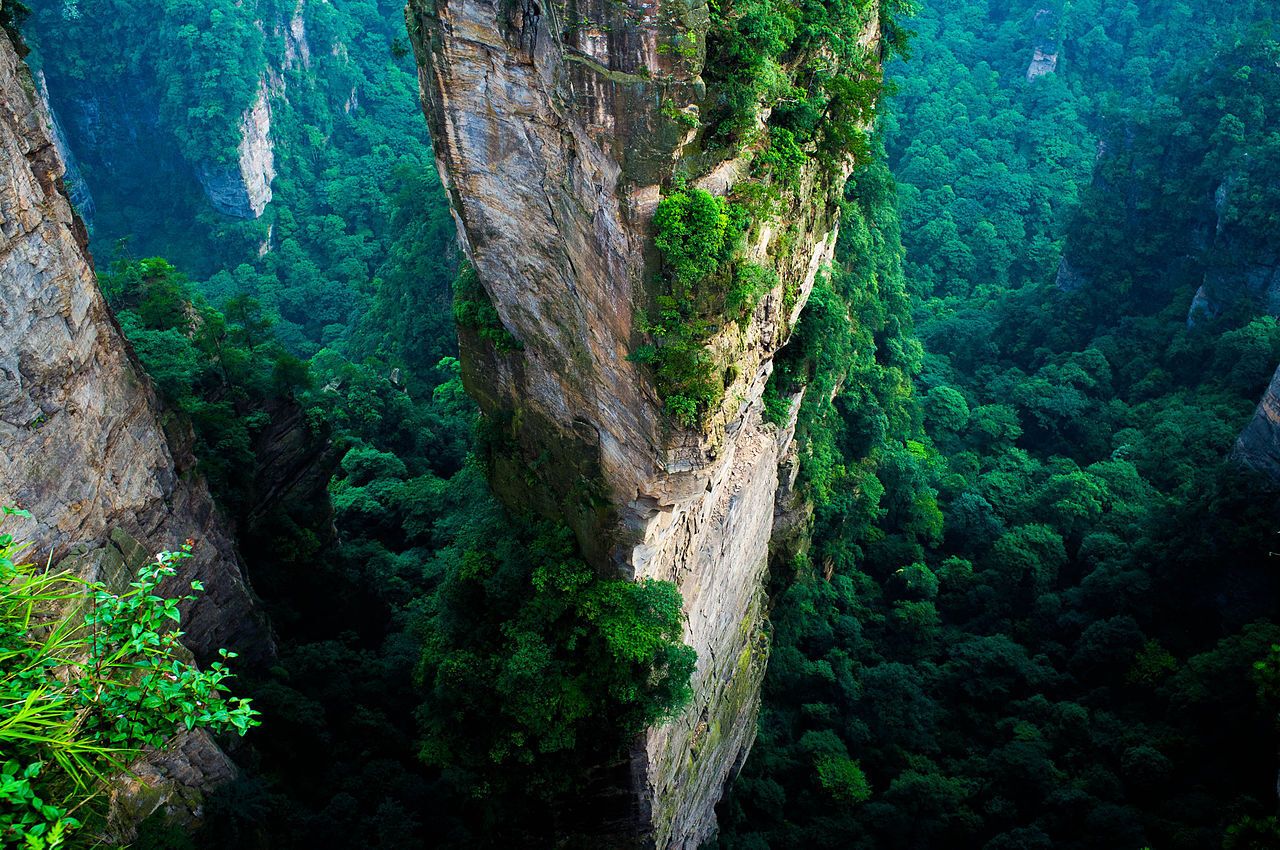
[
  {"left": 32, "top": 68, "right": 94, "bottom": 223},
  {"left": 196, "top": 78, "right": 276, "bottom": 218},
  {"left": 1025, "top": 8, "right": 1058, "bottom": 80},
  {"left": 195, "top": 0, "right": 320, "bottom": 220},
  {"left": 1233, "top": 365, "right": 1280, "bottom": 481},
  {"left": 1187, "top": 175, "right": 1280, "bottom": 326},
  {"left": 408, "top": 0, "right": 878, "bottom": 844},
  {"left": 0, "top": 29, "right": 272, "bottom": 661}
]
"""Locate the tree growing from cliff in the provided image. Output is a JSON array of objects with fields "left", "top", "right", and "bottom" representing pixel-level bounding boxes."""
[{"left": 416, "top": 507, "right": 695, "bottom": 811}]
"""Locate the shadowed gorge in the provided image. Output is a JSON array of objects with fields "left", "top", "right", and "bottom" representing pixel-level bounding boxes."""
[{"left": 2, "top": 0, "right": 1279, "bottom": 847}]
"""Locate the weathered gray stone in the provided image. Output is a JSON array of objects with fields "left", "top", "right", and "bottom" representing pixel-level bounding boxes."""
[
  {"left": 0, "top": 28, "right": 273, "bottom": 662},
  {"left": 196, "top": 78, "right": 275, "bottom": 219},
  {"left": 408, "top": 0, "right": 880, "bottom": 843}
]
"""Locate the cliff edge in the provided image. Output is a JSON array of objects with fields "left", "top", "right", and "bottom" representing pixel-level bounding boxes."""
[
  {"left": 0, "top": 28, "right": 272, "bottom": 664},
  {"left": 407, "top": 0, "right": 883, "bottom": 843}
]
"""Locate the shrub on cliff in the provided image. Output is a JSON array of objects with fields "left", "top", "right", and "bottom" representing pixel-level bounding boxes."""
[
  {"left": 0, "top": 510, "right": 258, "bottom": 848},
  {"left": 636, "top": 183, "right": 752, "bottom": 427},
  {"left": 416, "top": 507, "right": 695, "bottom": 802}
]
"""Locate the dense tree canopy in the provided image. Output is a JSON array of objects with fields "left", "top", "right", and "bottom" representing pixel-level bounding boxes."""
[
  {"left": 719, "top": 3, "right": 1280, "bottom": 848},
  {"left": 18, "top": 0, "right": 1280, "bottom": 847}
]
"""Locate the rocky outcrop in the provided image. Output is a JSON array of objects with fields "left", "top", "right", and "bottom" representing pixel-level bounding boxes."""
[
  {"left": 284, "top": 0, "right": 312, "bottom": 70},
  {"left": 1027, "top": 46, "right": 1058, "bottom": 80},
  {"left": 106, "top": 726, "right": 238, "bottom": 843},
  {"left": 409, "top": 0, "right": 879, "bottom": 843},
  {"left": 1026, "top": 8, "right": 1058, "bottom": 80},
  {"left": 1055, "top": 256, "right": 1087, "bottom": 292},
  {"left": 197, "top": 78, "right": 276, "bottom": 218},
  {"left": 0, "top": 29, "right": 272, "bottom": 661},
  {"left": 194, "top": 0, "right": 317, "bottom": 218},
  {"left": 243, "top": 396, "right": 337, "bottom": 541},
  {"left": 1187, "top": 176, "right": 1280, "bottom": 326},
  {"left": 1233, "top": 366, "right": 1280, "bottom": 480}
]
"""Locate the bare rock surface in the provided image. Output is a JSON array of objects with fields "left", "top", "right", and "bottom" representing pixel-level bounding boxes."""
[
  {"left": 197, "top": 77, "right": 276, "bottom": 218},
  {"left": 1234, "top": 366, "right": 1280, "bottom": 480}
]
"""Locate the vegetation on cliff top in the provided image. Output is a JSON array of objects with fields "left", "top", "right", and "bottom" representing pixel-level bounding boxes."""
[
  {"left": 635, "top": 0, "right": 911, "bottom": 428},
  {"left": 703, "top": 0, "right": 912, "bottom": 164}
]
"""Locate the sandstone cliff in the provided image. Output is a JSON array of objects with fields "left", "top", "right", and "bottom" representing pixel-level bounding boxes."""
[
  {"left": 32, "top": 67, "right": 94, "bottom": 223},
  {"left": 195, "top": 0, "right": 316, "bottom": 219},
  {"left": 0, "top": 24, "right": 278, "bottom": 835},
  {"left": 1187, "top": 174, "right": 1280, "bottom": 327},
  {"left": 1187, "top": 176, "right": 1280, "bottom": 476},
  {"left": 197, "top": 78, "right": 276, "bottom": 218},
  {"left": 408, "top": 0, "right": 879, "bottom": 843},
  {"left": 0, "top": 29, "right": 272, "bottom": 661}
]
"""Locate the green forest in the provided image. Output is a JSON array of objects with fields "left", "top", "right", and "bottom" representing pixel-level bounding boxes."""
[
  {"left": 5, "top": 0, "right": 1280, "bottom": 846},
  {"left": 720, "top": 1, "right": 1280, "bottom": 848}
]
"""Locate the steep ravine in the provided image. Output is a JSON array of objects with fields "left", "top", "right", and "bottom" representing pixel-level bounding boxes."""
[
  {"left": 407, "top": 0, "right": 881, "bottom": 844},
  {"left": 0, "top": 27, "right": 271, "bottom": 834},
  {"left": 27, "top": 0, "right": 298, "bottom": 221}
]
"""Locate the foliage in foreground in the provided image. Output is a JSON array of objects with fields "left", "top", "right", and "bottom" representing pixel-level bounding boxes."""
[{"left": 0, "top": 513, "right": 257, "bottom": 848}]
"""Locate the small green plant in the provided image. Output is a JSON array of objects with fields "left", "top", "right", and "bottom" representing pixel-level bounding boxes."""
[
  {"left": 652, "top": 184, "right": 747, "bottom": 288},
  {"left": 0, "top": 511, "right": 258, "bottom": 848},
  {"left": 634, "top": 183, "right": 755, "bottom": 427},
  {"left": 657, "top": 31, "right": 699, "bottom": 60},
  {"left": 761, "top": 382, "right": 792, "bottom": 426},
  {"left": 660, "top": 99, "right": 701, "bottom": 130},
  {"left": 727, "top": 262, "right": 778, "bottom": 321},
  {"left": 757, "top": 125, "right": 807, "bottom": 189},
  {"left": 452, "top": 262, "right": 522, "bottom": 353},
  {"left": 815, "top": 754, "right": 872, "bottom": 804}
]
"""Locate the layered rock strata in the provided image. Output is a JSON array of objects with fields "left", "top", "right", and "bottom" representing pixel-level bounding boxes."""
[
  {"left": 0, "top": 28, "right": 272, "bottom": 661},
  {"left": 408, "top": 0, "right": 879, "bottom": 844}
]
